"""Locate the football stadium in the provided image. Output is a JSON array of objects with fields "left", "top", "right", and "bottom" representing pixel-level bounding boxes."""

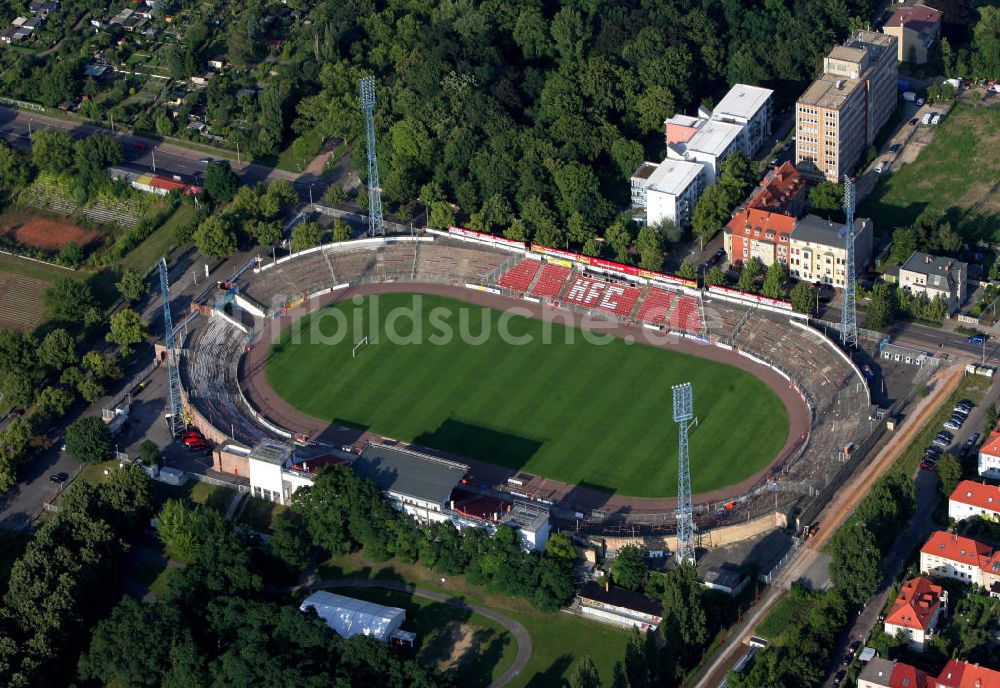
[{"left": 179, "top": 228, "right": 873, "bottom": 540}]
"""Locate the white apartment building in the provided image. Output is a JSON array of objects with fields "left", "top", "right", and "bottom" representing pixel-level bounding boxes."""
[
  {"left": 948, "top": 480, "right": 1000, "bottom": 522},
  {"left": 979, "top": 430, "right": 1000, "bottom": 479}
]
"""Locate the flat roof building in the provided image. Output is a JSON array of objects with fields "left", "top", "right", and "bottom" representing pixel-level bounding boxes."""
[
  {"left": 578, "top": 581, "right": 663, "bottom": 631},
  {"left": 300, "top": 591, "right": 413, "bottom": 645},
  {"left": 796, "top": 30, "right": 897, "bottom": 182},
  {"left": 789, "top": 215, "right": 874, "bottom": 288},
  {"left": 631, "top": 159, "right": 707, "bottom": 229}
]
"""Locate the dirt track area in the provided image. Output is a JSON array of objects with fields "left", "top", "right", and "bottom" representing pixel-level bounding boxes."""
[
  {"left": 0, "top": 270, "right": 48, "bottom": 330},
  {"left": 242, "top": 282, "right": 812, "bottom": 514},
  {"left": 0, "top": 210, "right": 97, "bottom": 251}
]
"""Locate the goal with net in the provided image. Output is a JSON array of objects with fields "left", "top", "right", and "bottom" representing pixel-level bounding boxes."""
[{"left": 352, "top": 336, "right": 369, "bottom": 358}]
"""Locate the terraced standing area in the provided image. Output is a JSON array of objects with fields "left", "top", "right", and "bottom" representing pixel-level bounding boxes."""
[{"left": 265, "top": 292, "right": 790, "bottom": 498}]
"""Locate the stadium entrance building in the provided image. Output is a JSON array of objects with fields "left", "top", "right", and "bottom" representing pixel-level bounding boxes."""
[
  {"left": 300, "top": 591, "right": 416, "bottom": 646},
  {"left": 236, "top": 439, "right": 551, "bottom": 550}
]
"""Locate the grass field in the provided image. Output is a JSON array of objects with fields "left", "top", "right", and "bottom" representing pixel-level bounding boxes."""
[
  {"left": 235, "top": 495, "right": 286, "bottom": 532},
  {"left": 327, "top": 586, "right": 517, "bottom": 688},
  {"left": 859, "top": 104, "right": 1000, "bottom": 241},
  {"left": 318, "top": 550, "right": 630, "bottom": 688},
  {"left": 122, "top": 204, "right": 194, "bottom": 273},
  {"left": 267, "top": 293, "right": 789, "bottom": 498}
]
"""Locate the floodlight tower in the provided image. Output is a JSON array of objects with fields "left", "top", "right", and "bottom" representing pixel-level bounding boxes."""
[
  {"left": 840, "top": 176, "right": 858, "bottom": 349},
  {"left": 159, "top": 258, "right": 184, "bottom": 437},
  {"left": 673, "top": 383, "right": 696, "bottom": 566},
  {"left": 358, "top": 76, "right": 385, "bottom": 237}
]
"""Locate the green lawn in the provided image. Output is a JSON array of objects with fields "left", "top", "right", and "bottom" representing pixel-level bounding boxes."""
[
  {"left": 754, "top": 588, "right": 823, "bottom": 646},
  {"left": 318, "top": 550, "right": 630, "bottom": 688},
  {"left": 859, "top": 104, "right": 1000, "bottom": 241},
  {"left": 236, "top": 495, "right": 286, "bottom": 533},
  {"left": 325, "top": 586, "right": 517, "bottom": 688},
  {"left": 267, "top": 293, "right": 789, "bottom": 497},
  {"left": 121, "top": 204, "right": 194, "bottom": 273},
  {"left": 275, "top": 124, "right": 326, "bottom": 172}
]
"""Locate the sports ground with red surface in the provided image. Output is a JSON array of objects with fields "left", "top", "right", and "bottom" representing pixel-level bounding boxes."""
[{"left": 0, "top": 211, "right": 97, "bottom": 251}]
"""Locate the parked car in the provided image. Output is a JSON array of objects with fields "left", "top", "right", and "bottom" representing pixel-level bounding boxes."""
[
  {"left": 968, "top": 335, "right": 985, "bottom": 345},
  {"left": 49, "top": 472, "right": 69, "bottom": 484},
  {"left": 889, "top": 143, "right": 901, "bottom": 153},
  {"left": 925, "top": 445, "right": 942, "bottom": 456},
  {"left": 133, "top": 141, "right": 148, "bottom": 150},
  {"left": 931, "top": 113, "right": 941, "bottom": 125},
  {"left": 933, "top": 431, "right": 953, "bottom": 446},
  {"left": 917, "top": 97, "right": 925, "bottom": 105},
  {"left": 945, "top": 416, "right": 965, "bottom": 431},
  {"left": 920, "top": 459, "right": 937, "bottom": 471},
  {"left": 182, "top": 430, "right": 203, "bottom": 440},
  {"left": 186, "top": 440, "right": 209, "bottom": 452},
  {"left": 183, "top": 436, "right": 207, "bottom": 448},
  {"left": 964, "top": 433, "right": 980, "bottom": 448},
  {"left": 909, "top": 118, "right": 918, "bottom": 125}
]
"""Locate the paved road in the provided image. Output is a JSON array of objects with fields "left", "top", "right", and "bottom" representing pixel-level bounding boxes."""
[
  {"left": 0, "top": 106, "right": 340, "bottom": 200},
  {"left": 691, "top": 364, "right": 965, "bottom": 688},
  {"left": 303, "top": 578, "right": 532, "bottom": 688}
]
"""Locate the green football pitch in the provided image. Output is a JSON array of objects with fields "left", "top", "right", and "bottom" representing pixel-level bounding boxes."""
[{"left": 265, "top": 293, "right": 789, "bottom": 498}]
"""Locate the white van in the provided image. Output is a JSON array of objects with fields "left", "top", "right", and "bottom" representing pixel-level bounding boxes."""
[{"left": 921, "top": 112, "right": 932, "bottom": 125}]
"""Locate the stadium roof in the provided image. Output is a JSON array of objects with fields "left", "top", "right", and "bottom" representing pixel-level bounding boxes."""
[
  {"left": 354, "top": 444, "right": 468, "bottom": 506},
  {"left": 711, "top": 84, "right": 773, "bottom": 122},
  {"left": 578, "top": 581, "right": 663, "bottom": 618},
  {"left": 300, "top": 591, "right": 405, "bottom": 642}
]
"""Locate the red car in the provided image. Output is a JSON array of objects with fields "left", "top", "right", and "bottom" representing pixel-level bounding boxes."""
[
  {"left": 183, "top": 435, "right": 207, "bottom": 448},
  {"left": 182, "top": 430, "right": 203, "bottom": 440},
  {"left": 186, "top": 440, "right": 209, "bottom": 452},
  {"left": 133, "top": 141, "right": 148, "bottom": 150}
]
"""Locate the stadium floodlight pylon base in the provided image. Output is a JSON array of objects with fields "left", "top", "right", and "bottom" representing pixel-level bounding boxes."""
[{"left": 672, "top": 383, "right": 696, "bottom": 566}]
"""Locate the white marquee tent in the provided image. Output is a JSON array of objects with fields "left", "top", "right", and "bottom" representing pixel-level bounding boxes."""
[{"left": 299, "top": 591, "right": 406, "bottom": 642}]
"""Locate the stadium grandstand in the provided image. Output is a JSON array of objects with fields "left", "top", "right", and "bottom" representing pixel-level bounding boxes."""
[{"left": 174, "top": 226, "right": 876, "bottom": 542}]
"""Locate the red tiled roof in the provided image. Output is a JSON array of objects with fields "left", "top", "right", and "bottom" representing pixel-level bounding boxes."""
[
  {"left": 979, "top": 429, "right": 1000, "bottom": 458},
  {"left": 726, "top": 207, "right": 797, "bottom": 237},
  {"left": 749, "top": 161, "right": 806, "bottom": 213},
  {"left": 149, "top": 176, "right": 187, "bottom": 191},
  {"left": 934, "top": 659, "right": 1000, "bottom": 688},
  {"left": 950, "top": 480, "right": 1000, "bottom": 514},
  {"left": 885, "top": 4, "right": 942, "bottom": 29},
  {"left": 921, "top": 531, "right": 993, "bottom": 570},
  {"left": 885, "top": 576, "right": 942, "bottom": 631},
  {"left": 892, "top": 662, "right": 929, "bottom": 688}
]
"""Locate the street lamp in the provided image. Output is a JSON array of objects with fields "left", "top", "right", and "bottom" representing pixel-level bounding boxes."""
[{"left": 309, "top": 183, "right": 314, "bottom": 206}]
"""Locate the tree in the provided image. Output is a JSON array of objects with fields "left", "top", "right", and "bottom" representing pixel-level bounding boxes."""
[
  {"left": 605, "top": 216, "right": 634, "bottom": 263},
  {"left": 204, "top": 161, "right": 240, "bottom": 204},
  {"left": 115, "top": 268, "right": 147, "bottom": 303},
  {"left": 610, "top": 139, "right": 645, "bottom": 179},
  {"left": 39, "top": 328, "right": 78, "bottom": 370},
  {"left": 705, "top": 265, "right": 726, "bottom": 287},
  {"left": 291, "top": 221, "right": 324, "bottom": 253},
  {"left": 248, "top": 220, "right": 282, "bottom": 247},
  {"left": 890, "top": 227, "right": 918, "bottom": 264},
  {"left": 810, "top": 182, "right": 844, "bottom": 215},
  {"left": 761, "top": 262, "right": 788, "bottom": 300},
  {"left": 867, "top": 282, "right": 895, "bottom": 331},
  {"left": 44, "top": 278, "right": 98, "bottom": 326},
  {"left": 611, "top": 546, "right": 647, "bottom": 591},
  {"left": 677, "top": 261, "right": 698, "bottom": 281},
  {"left": 636, "top": 226, "right": 665, "bottom": 271},
  {"left": 78, "top": 596, "right": 171, "bottom": 688},
  {"left": 790, "top": 281, "right": 815, "bottom": 314},
  {"left": 830, "top": 522, "right": 882, "bottom": 605},
  {"left": 985, "top": 403, "right": 998, "bottom": 436},
  {"left": 35, "top": 385, "right": 74, "bottom": 419},
  {"left": 0, "top": 141, "right": 30, "bottom": 191},
  {"left": 332, "top": 219, "right": 352, "bottom": 242},
  {"left": 937, "top": 454, "right": 963, "bottom": 498},
  {"left": 268, "top": 509, "right": 312, "bottom": 570},
  {"left": 324, "top": 185, "right": 347, "bottom": 205},
  {"left": 194, "top": 215, "right": 237, "bottom": 257},
  {"left": 65, "top": 416, "right": 113, "bottom": 464},
  {"left": 428, "top": 201, "right": 457, "bottom": 230},
  {"left": 718, "top": 152, "right": 755, "bottom": 202},
  {"left": 572, "top": 656, "right": 602, "bottom": 688},
  {"left": 30, "top": 128, "right": 74, "bottom": 173},
  {"left": 736, "top": 258, "right": 762, "bottom": 293},
  {"left": 691, "top": 184, "right": 731, "bottom": 248},
  {"left": 156, "top": 499, "right": 199, "bottom": 561},
  {"left": 138, "top": 440, "right": 160, "bottom": 467},
  {"left": 107, "top": 308, "right": 148, "bottom": 349}
]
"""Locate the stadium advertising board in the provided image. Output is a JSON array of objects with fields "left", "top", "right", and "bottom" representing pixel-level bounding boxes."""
[
  {"left": 530, "top": 244, "right": 697, "bottom": 290},
  {"left": 707, "top": 285, "right": 793, "bottom": 312},
  {"left": 447, "top": 226, "right": 526, "bottom": 251}
]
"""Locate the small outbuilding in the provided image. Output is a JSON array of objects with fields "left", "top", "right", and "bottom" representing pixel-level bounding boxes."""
[{"left": 299, "top": 591, "right": 414, "bottom": 645}]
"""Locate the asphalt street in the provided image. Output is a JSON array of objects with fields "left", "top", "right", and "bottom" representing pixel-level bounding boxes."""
[{"left": 0, "top": 106, "right": 338, "bottom": 200}]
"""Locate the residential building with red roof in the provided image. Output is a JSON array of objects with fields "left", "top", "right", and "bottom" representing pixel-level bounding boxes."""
[
  {"left": 932, "top": 659, "right": 1000, "bottom": 688},
  {"left": 722, "top": 161, "right": 806, "bottom": 267},
  {"left": 978, "top": 428, "right": 1000, "bottom": 480},
  {"left": 949, "top": 480, "right": 1000, "bottom": 523},
  {"left": 883, "top": 4, "right": 942, "bottom": 64},
  {"left": 920, "top": 531, "right": 1000, "bottom": 597},
  {"left": 859, "top": 657, "right": 929, "bottom": 688},
  {"left": 883, "top": 576, "right": 947, "bottom": 649}
]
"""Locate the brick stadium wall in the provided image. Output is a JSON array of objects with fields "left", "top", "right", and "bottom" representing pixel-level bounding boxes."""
[
  {"left": 602, "top": 511, "right": 787, "bottom": 554},
  {"left": 179, "top": 387, "right": 230, "bottom": 445},
  {"left": 213, "top": 449, "right": 250, "bottom": 477}
]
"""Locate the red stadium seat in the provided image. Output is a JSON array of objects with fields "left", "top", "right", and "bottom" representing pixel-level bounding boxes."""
[
  {"left": 530, "top": 264, "right": 572, "bottom": 299},
  {"left": 497, "top": 260, "right": 541, "bottom": 293},
  {"left": 563, "top": 274, "right": 642, "bottom": 317}
]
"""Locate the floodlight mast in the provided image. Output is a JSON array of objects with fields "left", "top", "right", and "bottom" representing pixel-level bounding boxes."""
[
  {"left": 358, "top": 76, "right": 385, "bottom": 237},
  {"left": 673, "top": 383, "right": 696, "bottom": 566}
]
